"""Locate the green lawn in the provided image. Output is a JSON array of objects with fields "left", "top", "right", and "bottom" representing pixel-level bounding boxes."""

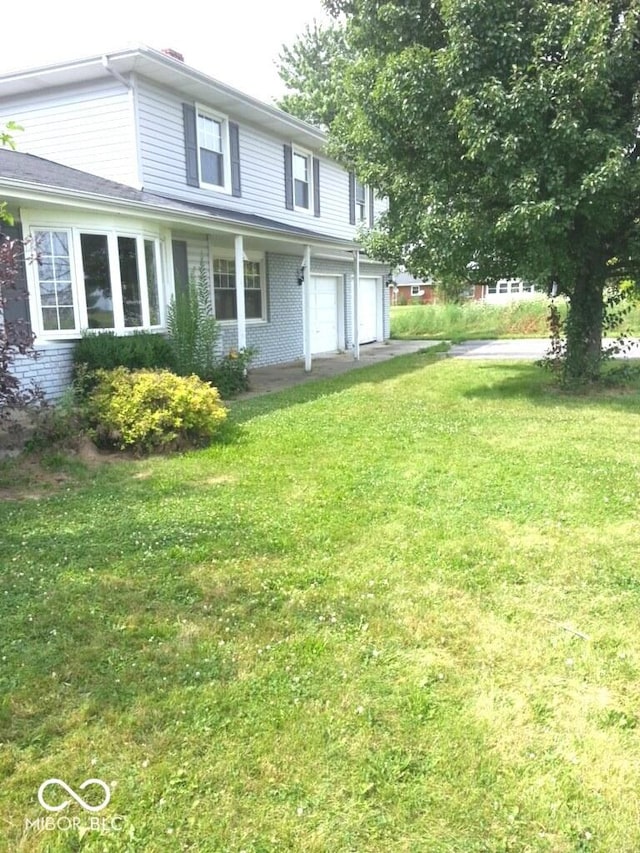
[{"left": 2, "top": 353, "right": 640, "bottom": 852}]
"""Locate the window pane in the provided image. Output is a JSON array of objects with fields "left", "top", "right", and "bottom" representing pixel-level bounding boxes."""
[
  {"left": 244, "top": 261, "right": 261, "bottom": 288},
  {"left": 118, "top": 236, "right": 143, "bottom": 327},
  {"left": 294, "top": 179, "right": 309, "bottom": 208},
  {"left": 51, "top": 231, "right": 69, "bottom": 255},
  {"left": 40, "top": 282, "right": 57, "bottom": 306},
  {"left": 42, "top": 308, "right": 59, "bottom": 331},
  {"left": 245, "top": 290, "right": 262, "bottom": 319},
  {"left": 293, "top": 153, "right": 308, "bottom": 181},
  {"left": 34, "top": 229, "right": 77, "bottom": 332},
  {"left": 145, "top": 240, "right": 161, "bottom": 326},
  {"left": 81, "top": 233, "right": 114, "bottom": 328},
  {"left": 201, "top": 149, "right": 223, "bottom": 185},
  {"left": 58, "top": 307, "right": 76, "bottom": 330},
  {"left": 198, "top": 114, "right": 222, "bottom": 152},
  {"left": 355, "top": 181, "right": 366, "bottom": 204},
  {"left": 214, "top": 289, "right": 236, "bottom": 320},
  {"left": 214, "top": 259, "right": 235, "bottom": 288}
]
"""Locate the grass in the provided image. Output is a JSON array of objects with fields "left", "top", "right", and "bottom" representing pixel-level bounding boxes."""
[
  {"left": 1, "top": 352, "right": 640, "bottom": 851},
  {"left": 391, "top": 298, "right": 640, "bottom": 342}
]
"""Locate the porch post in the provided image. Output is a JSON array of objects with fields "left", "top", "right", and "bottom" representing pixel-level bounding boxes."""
[
  {"left": 234, "top": 234, "right": 247, "bottom": 350},
  {"left": 353, "top": 249, "right": 360, "bottom": 361},
  {"left": 303, "top": 244, "right": 312, "bottom": 372}
]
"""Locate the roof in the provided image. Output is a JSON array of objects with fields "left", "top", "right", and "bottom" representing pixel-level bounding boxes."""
[
  {"left": 0, "top": 148, "right": 357, "bottom": 250},
  {"left": 0, "top": 45, "right": 326, "bottom": 152}
]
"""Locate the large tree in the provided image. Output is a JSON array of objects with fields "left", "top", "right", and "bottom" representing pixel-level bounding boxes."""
[
  {"left": 322, "top": 0, "right": 640, "bottom": 381},
  {"left": 276, "top": 21, "right": 349, "bottom": 129}
]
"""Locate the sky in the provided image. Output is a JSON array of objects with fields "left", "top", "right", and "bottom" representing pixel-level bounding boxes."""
[{"left": 0, "top": 0, "right": 333, "bottom": 104}]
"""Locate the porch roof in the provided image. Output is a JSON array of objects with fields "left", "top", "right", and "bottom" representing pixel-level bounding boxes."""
[{"left": 0, "top": 149, "right": 359, "bottom": 252}]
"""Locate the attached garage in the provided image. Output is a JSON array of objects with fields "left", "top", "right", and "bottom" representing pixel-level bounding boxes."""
[
  {"left": 358, "top": 276, "right": 382, "bottom": 344},
  {"left": 310, "top": 275, "right": 342, "bottom": 354}
]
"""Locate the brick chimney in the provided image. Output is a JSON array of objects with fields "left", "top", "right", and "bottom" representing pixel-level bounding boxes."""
[{"left": 161, "top": 48, "right": 184, "bottom": 63}]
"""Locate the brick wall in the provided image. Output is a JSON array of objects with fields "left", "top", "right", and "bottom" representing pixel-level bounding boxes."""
[
  {"left": 218, "top": 253, "right": 304, "bottom": 367},
  {"left": 10, "top": 343, "right": 75, "bottom": 401}
]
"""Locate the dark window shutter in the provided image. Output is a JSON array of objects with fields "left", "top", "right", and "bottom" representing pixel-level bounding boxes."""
[
  {"left": 284, "top": 144, "right": 294, "bottom": 210},
  {"left": 229, "top": 121, "right": 241, "bottom": 197},
  {"left": 348, "top": 172, "right": 356, "bottom": 225},
  {"left": 183, "top": 103, "right": 199, "bottom": 187},
  {"left": 1, "top": 225, "right": 32, "bottom": 334},
  {"left": 313, "top": 156, "right": 321, "bottom": 217},
  {"left": 172, "top": 240, "right": 189, "bottom": 296},
  {"left": 368, "top": 187, "right": 375, "bottom": 226}
]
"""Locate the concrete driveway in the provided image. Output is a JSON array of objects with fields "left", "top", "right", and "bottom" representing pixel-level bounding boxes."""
[
  {"left": 448, "top": 339, "right": 551, "bottom": 359},
  {"left": 448, "top": 338, "right": 640, "bottom": 360}
]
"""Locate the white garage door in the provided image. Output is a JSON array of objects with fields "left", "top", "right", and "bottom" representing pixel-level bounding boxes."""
[
  {"left": 310, "top": 276, "right": 340, "bottom": 354},
  {"left": 358, "top": 277, "right": 379, "bottom": 344}
]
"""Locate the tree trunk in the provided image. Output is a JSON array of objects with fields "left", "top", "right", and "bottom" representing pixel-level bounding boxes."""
[{"left": 564, "top": 270, "right": 605, "bottom": 383}]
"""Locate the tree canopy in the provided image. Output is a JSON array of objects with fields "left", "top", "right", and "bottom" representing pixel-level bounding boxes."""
[
  {"left": 289, "top": 0, "right": 640, "bottom": 380},
  {"left": 276, "top": 21, "right": 349, "bottom": 130}
]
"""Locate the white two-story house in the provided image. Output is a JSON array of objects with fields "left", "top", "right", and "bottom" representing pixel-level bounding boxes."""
[{"left": 0, "top": 45, "right": 390, "bottom": 398}]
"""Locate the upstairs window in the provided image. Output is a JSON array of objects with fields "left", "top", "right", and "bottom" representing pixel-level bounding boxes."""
[
  {"left": 349, "top": 173, "right": 374, "bottom": 226},
  {"left": 293, "top": 151, "right": 310, "bottom": 209},
  {"left": 197, "top": 110, "right": 226, "bottom": 188},
  {"left": 183, "top": 103, "right": 241, "bottom": 195},
  {"left": 284, "top": 145, "right": 320, "bottom": 216},
  {"left": 355, "top": 179, "right": 367, "bottom": 222}
]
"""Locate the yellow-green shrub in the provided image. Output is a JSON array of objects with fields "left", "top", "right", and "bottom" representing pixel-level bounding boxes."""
[{"left": 89, "top": 368, "right": 227, "bottom": 452}]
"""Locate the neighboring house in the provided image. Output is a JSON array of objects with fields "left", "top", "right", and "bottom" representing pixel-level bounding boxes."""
[
  {"left": 391, "top": 272, "right": 482, "bottom": 305},
  {"left": 391, "top": 271, "right": 437, "bottom": 305},
  {"left": 482, "top": 279, "right": 542, "bottom": 303},
  {"left": 391, "top": 272, "right": 541, "bottom": 305},
  {"left": 0, "top": 46, "right": 389, "bottom": 399}
]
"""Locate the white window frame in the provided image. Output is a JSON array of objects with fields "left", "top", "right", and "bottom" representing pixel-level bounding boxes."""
[
  {"left": 355, "top": 179, "right": 370, "bottom": 224},
  {"left": 196, "top": 104, "right": 231, "bottom": 193},
  {"left": 292, "top": 145, "right": 314, "bottom": 213},
  {"left": 211, "top": 249, "right": 267, "bottom": 324},
  {"left": 22, "top": 210, "right": 168, "bottom": 340}
]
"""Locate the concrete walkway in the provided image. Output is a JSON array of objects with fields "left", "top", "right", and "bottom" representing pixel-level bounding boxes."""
[
  {"left": 244, "top": 340, "right": 439, "bottom": 397},
  {"left": 244, "top": 337, "right": 640, "bottom": 398}
]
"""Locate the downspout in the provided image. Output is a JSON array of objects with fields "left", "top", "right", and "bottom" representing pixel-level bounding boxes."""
[
  {"left": 101, "top": 56, "right": 144, "bottom": 190},
  {"left": 101, "top": 56, "right": 132, "bottom": 90}
]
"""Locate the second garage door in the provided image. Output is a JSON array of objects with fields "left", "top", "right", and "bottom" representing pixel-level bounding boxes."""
[
  {"left": 358, "top": 277, "right": 380, "bottom": 344},
  {"left": 310, "top": 276, "right": 340, "bottom": 354}
]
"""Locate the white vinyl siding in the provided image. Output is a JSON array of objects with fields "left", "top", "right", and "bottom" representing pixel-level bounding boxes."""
[
  {"left": 134, "top": 77, "right": 363, "bottom": 241},
  {"left": 0, "top": 79, "right": 138, "bottom": 186}
]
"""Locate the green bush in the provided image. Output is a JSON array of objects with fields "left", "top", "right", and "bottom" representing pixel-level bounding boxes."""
[
  {"left": 167, "top": 260, "right": 220, "bottom": 378},
  {"left": 88, "top": 368, "right": 227, "bottom": 453},
  {"left": 206, "top": 347, "right": 256, "bottom": 398},
  {"left": 73, "top": 331, "right": 175, "bottom": 373}
]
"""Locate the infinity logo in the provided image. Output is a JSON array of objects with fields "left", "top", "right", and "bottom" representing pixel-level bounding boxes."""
[{"left": 37, "top": 779, "right": 111, "bottom": 813}]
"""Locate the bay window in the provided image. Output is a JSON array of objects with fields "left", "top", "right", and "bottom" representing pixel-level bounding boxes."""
[{"left": 29, "top": 224, "right": 165, "bottom": 337}]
